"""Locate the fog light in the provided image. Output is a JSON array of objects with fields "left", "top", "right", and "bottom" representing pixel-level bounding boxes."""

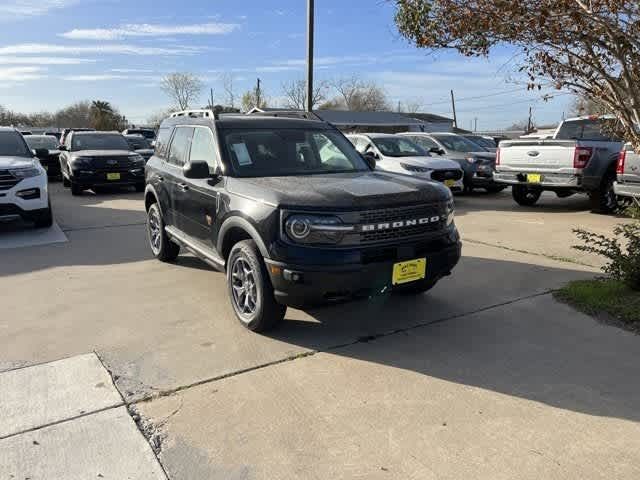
[
  {"left": 16, "top": 188, "right": 40, "bottom": 200},
  {"left": 283, "top": 269, "right": 304, "bottom": 283}
]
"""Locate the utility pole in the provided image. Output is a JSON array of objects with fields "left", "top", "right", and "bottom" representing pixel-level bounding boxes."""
[
  {"left": 255, "top": 78, "right": 262, "bottom": 108},
  {"left": 526, "top": 105, "right": 533, "bottom": 133},
  {"left": 305, "top": 0, "right": 314, "bottom": 112},
  {"left": 209, "top": 88, "right": 215, "bottom": 110},
  {"left": 450, "top": 90, "right": 458, "bottom": 128},
  {"left": 474, "top": 117, "right": 478, "bottom": 133}
]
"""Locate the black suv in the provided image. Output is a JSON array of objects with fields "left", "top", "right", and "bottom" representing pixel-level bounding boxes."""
[
  {"left": 60, "top": 131, "right": 146, "bottom": 195},
  {"left": 144, "top": 112, "right": 461, "bottom": 332}
]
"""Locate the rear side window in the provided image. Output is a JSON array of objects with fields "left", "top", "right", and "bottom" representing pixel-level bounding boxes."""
[
  {"left": 189, "top": 127, "right": 218, "bottom": 172},
  {"left": 168, "top": 127, "right": 194, "bottom": 166},
  {"left": 155, "top": 127, "right": 172, "bottom": 158}
]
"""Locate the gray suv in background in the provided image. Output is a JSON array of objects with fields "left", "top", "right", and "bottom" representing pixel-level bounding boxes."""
[{"left": 615, "top": 143, "right": 640, "bottom": 202}]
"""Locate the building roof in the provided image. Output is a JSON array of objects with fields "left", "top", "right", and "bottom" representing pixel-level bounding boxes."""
[
  {"left": 408, "top": 112, "right": 455, "bottom": 124},
  {"left": 313, "top": 110, "right": 426, "bottom": 127}
]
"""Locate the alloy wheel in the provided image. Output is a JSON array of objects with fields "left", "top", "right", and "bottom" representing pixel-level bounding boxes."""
[
  {"left": 230, "top": 257, "right": 258, "bottom": 318},
  {"left": 148, "top": 206, "right": 162, "bottom": 255}
]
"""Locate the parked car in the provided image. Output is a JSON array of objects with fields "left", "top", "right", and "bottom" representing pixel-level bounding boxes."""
[
  {"left": 0, "top": 127, "right": 52, "bottom": 228},
  {"left": 399, "top": 132, "right": 504, "bottom": 193},
  {"left": 346, "top": 133, "right": 464, "bottom": 192},
  {"left": 144, "top": 110, "right": 461, "bottom": 332},
  {"left": 123, "top": 128, "right": 156, "bottom": 141},
  {"left": 124, "top": 134, "right": 154, "bottom": 162},
  {"left": 24, "top": 135, "right": 61, "bottom": 177},
  {"left": 615, "top": 143, "right": 640, "bottom": 202},
  {"left": 44, "top": 131, "right": 61, "bottom": 141},
  {"left": 493, "top": 115, "right": 624, "bottom": 212},
  {"left": 59, "top": 128, "right": 95, "bottom": 147},
  {"left": 59, "top": 131, "right": 145, "bottom": 195},
  {"left": 462, "top": 134, "right": 498, "bottom": 152}
]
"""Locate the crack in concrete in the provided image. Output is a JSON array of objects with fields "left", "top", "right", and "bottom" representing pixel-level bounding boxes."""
[{"left": 61, "top": 222, "right": 146, "bottom": 233}]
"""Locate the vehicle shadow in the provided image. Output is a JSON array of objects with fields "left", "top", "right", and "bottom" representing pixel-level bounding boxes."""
[{"left": 453, "top": 190, "right": 596, "bottom": 215}]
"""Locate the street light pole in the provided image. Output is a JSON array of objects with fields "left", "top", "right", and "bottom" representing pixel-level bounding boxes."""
[{"left": 306, "top": 0, "right": 314, "bottom": 112}]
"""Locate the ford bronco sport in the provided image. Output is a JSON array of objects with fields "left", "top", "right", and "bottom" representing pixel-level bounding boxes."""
[{"left": 144, "top": 110, "right": 461, "bottom": 332}]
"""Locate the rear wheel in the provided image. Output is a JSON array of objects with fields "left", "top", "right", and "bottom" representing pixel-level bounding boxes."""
[
  {"left": 512, "top": 185, "right": 541, "bottom": 206},
  {"left": 589, "top": 171, "right": 618, "bottom": 214},
  {"left": 147, "top": 202, "right": 180, "bottom": 262},
  {"left": 227, "top": 240, "right": 286, "bottom": 332}
]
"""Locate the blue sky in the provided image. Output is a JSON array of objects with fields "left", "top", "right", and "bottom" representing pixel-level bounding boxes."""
[{"left": 0, "top": 0, "right": 573, "bottom": 130}]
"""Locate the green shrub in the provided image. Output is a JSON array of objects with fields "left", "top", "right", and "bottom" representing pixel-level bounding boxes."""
[{"left": 573, "top": 222, "right": 640, "bottom": 291}]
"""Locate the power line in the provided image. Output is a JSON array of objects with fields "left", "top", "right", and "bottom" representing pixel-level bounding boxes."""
[{"left": 424, "top": 87, "right": 530, "bottom": 107}]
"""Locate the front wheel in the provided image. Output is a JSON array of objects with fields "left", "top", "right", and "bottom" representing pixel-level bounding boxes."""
[
  {"left": 147, "top": 202, "right": 180, "bottom": 262},
  {"left": 33, "top": 202, "right": 53, "bottom": 228},
  {"left": 512, "top": 185, "right": 542, "bottom": 206},
  {"left": 227, "top": 240, "right": 286, "bottom": 332}
]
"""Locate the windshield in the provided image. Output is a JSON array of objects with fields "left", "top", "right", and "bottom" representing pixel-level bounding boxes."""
[
  {"left": 222, "top": 129, "right": 369, "bottom": 177},
  {"left": 125, "top": 136, "right": 151, "bottom": 150},
  {"left": 0, "top": 131, "right": 32, "bottom": 157},
  {"left": 433, "top": 134, "right": 488, "bottom": 153},
  {"left": 464, "top": 135, "right": 496, "bottom": 150},
  {"left": 371, "top": 137, "right": 429, "bottom": 157},
  {"left": 71, "top": 134, "right": 130, "bottom": 151},
  {"left": 555, "top": 119, "right": 619, "bottom": 141},
  {"left": 25, "top": 136, "right": 58, "bottom": 150}
]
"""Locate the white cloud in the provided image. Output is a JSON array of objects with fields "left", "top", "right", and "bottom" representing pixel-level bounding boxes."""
[
  {"left": 110, "top": 68, "right": 154, "bottom": 73},
  {"left": 0, "top": 0, "right": 78, "bottom": 20},
  {"left": 0, "top": 66, "right": 45, "bottom": 81},
  {"left": 62, "top": 74, "right": 128, "bottom": 81},
  {"left": 60, "top": 22, "right": 239, "bottom": 40},
  {"left": 0, "top": 43, "right": 201, "bottom": 56},
  {"left": 0, "top": 56, "right": 95, "bottom": 65}
]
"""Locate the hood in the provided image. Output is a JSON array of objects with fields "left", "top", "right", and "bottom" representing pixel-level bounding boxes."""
[
  {"left": 226, "top": 171, "right": 451, "bottom": 210},
  {"left": 390, "top": 156, "right": 461, "bottom": 170},
  {"left": 71, "top": 150, "right": 132, "bottom": 157},
  {"left": 0, "top": 156, "right": 36, "bottom": 169}
]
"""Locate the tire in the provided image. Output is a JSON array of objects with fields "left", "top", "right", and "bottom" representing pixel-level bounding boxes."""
[
  {"left": 588, "top": 171, "right": 619, "bottom": 214},
  {"left": 147, "top": 202, "right": 180, "bottom": 262},
  {"left": 394, "top": 278, "right": 439, "bottom": 295},
  {"left": 70, "top": 181, "right": 83, "bottom": 196},
  {"left": 62, "top": 174, "right": 70, "bottom": 188},
  {"left": 227, "top": 240, "right": 286, "bottom": 332},
  {"left": 33, "top": 203, "right": 53, "bottom": 228},
  {"left": 512, "top": 185, "right": 542, "bottom": 206},
  {"left": 135, "top": 183, "right": 145, "bottom": 193}
]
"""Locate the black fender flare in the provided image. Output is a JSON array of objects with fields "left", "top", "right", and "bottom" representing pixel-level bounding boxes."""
[
  {"left": 144, "top": 184, "right": 161, "bottom": 215},
  {"left": 217, "top": 216, "right": 270, "bottom": 259}
]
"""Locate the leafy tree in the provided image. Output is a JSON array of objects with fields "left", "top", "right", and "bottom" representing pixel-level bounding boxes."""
[
  {"left": 160, "top": 73, "right": 203, "bottom": 111},
  {"left": 394, "top": 0, "right": 640, "bottom": 148}
]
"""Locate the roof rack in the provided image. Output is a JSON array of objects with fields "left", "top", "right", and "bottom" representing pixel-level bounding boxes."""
[
  {"left": 246, "top": 110, "right": 323, "bottom": 121},
  {"left": 170, "top": 109, "right": 218, "bottom": 119}
]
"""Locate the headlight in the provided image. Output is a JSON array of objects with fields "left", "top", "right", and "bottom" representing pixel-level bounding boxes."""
[
  {"left": 400, "top": 163, "right": 430, "bottom": 173},
  {"left": 9, "top": 166, "right": 41, "bottom": 178},
  {"left": 446, "top": 200, "right": 455, "bottom": 226},
  {"left": 284, "top": 214, "right": 353, "bottom": 245},
  {"left": 71, "top": 156, "right": 93, "bottom": 168},
  {"left": 129, "top": 154, "right": 145, "bottom": 166}
]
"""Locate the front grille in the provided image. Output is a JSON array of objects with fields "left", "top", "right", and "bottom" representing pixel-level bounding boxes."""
[
  {"left": 431, "top": 169, "right": 463, "bottom": 182},
  {"left": 87, "top": 156, "right": 135, "bottom": 170},
  {"left": 358, "top": 204, "right": 446, "bottom": 244},
  {"left": 0, "top": 170, "right": 20, "bottom": 191}
]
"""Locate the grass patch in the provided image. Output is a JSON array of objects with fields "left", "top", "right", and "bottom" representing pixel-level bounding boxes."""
[{"left": 555, "top": 279, "right": 640, "bottom": 333}]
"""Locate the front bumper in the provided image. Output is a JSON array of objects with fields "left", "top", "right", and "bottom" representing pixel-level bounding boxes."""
[
  {"left": 71, "top": 168, "right": 145, "bottom": 186},
  {"left": 493, "top": 171, "right": 582, "bottom": 188},
  {"left": 265, "top": 235, "right": 462, "bottom": 308},
  {"left": 0, "top": 173, "right": 49, "bottom": 216},
  {"left": 614, "top": 181, "right": 640, "bottom": 199}
]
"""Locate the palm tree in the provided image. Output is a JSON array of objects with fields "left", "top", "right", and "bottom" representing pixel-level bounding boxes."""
[{"left": 90, "top": 100, "right": 114, "bottom": 130}]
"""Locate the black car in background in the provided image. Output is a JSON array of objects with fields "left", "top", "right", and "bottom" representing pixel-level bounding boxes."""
[
  {"left": 123, "top": 128, "right": 156, "bottom": 141},
  {"left": 24, "top": 135, "right": 62, "bottom": 177},
  {"left": 59, "top": 131, "right": 145, "bottom": 195},
  {"left": 59, "top": 128, "right": 95, "bottom": 147},
  {"left": 124, "top": 134, "right": 154, "bottom": 162}
]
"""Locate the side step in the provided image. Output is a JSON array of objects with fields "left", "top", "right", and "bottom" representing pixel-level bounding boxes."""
[{"left": 165, "top": 225, "right": 225, "bottom": 271}]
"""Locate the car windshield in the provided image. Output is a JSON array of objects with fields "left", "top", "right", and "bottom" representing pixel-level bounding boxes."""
[
  {"left": 25, "top": 136, "right": 58, "bottom": 150},
  {"left": 125, "top": 136, "right": 151, "bottom": 150},
  {"left": 0, "top": 131, "right": 32, "bottom": 157},
  {"left": 222, "top": 129, "right": 369, "bottom": 177},
  {"left": 371, "top": 137, "right": 429, "bottom": 157},
  {"left": 555, "top": 119, "right": 619, "bottom": 141},
  {"left": 72, "top": 134, "right": 130, "bottom": 151},
  {"left": 464, "top": 136, "right": 496, "bottom": 149},
  {"left": 432, "top": 134, "right": 488, "bottom": 153}
]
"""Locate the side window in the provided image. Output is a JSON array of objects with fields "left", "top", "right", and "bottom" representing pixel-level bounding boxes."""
[
  {"left": 168, "top": 127, "right": 194, "bottom": 166},
  {"left": 312, "top": 133, "right": 352, "bottom": 169},
  {"left": 412, "top": 136, "right": 439, "bottom": 150},
  {"left": 155, "top": 127, "right": 172, "bottom": 158},
  {"left": 189, "top": 127, "right": 218, "bottom": 172}
]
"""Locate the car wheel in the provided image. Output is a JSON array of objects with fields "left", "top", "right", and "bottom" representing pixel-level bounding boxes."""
[
  {"left": 135, "top": 183, "right": 145, "bottom": 193},
  {"left": 589, "top": 171, "right": 618, "bottom": 214},
  {"left": 147, "top": 202, "right": 180, "bottom": 262},
  {"left": 33, "top": 202, "right": 53, "bottom": 228},
  {"left": 227, "top": 240, "right": 286, "bottom": 332},
  {"left": 70, "top": 181, "right": 83, "bottom": 196},
  {"left": 62, "top": 174, "right": 70, "bottom": 188},
  {"left": 512, "top": 185, "right": 541, "bottom": 206},
  {"left": 393, "top": 277, "right": 439, "bottom": 294}
]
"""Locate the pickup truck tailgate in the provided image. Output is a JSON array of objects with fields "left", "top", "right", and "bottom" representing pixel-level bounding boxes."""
[{"left": 498, "top": 140, "right": 577, "bottom": 171}]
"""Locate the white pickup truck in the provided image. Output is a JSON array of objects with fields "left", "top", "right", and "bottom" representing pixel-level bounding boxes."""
[
  {"left": 615, "top": 143, "right": 640, "bottom": 202},
  {"left": 494, "top": 116, "right": 624, "bottom": 213}
]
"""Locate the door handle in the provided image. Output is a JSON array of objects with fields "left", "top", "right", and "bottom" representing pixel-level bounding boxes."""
[{"left": 178, "top": 183, "right": 190, "bottom": 192}]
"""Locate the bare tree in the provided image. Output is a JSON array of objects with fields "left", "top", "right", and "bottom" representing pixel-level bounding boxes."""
[
  {"left": 160, "top": 73, "right": 203, "bottom": 111},
  {"left": 281, "top": 79, "right": 328, "bottom": 110},
  {"left": 398, "top": 99, "right": 424, "bottom": 114},
  {"left": 329, "top": 76, "right": 390, "bottom": 111},
  {"left": 220, "top": 73, "right": 236, "bottom": 109}
]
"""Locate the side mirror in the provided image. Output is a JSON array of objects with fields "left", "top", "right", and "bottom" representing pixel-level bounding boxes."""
[
  {"left": 183, "top": 160, "right": 211, "bottom": 179},
  {"left": 362, "top": 152, "right": 377, "bottom": 169},
  {"left": 34, "top": 148, "right": 49, "bottom": 157}
]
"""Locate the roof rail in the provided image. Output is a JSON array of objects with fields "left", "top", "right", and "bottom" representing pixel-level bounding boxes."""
[
  {"left": 169, "top": 109, "right": 218, "bottom": 119},
  {"left": 246, "top": 110, "right": 324, "bottom": 121}
]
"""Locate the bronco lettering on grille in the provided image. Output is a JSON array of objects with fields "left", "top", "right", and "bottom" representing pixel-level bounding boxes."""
[{"left": 360, "top": 216, "right": 441, "bottom": 232}]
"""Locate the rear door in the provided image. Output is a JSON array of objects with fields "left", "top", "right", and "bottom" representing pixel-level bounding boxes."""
[{"left": 165, "top": 126, "right": 194, "bottom": 230}]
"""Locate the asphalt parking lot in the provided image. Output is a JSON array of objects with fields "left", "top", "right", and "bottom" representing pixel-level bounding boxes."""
[{"left": 2, "top": 184, "right": 639, "bottom": 479}]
